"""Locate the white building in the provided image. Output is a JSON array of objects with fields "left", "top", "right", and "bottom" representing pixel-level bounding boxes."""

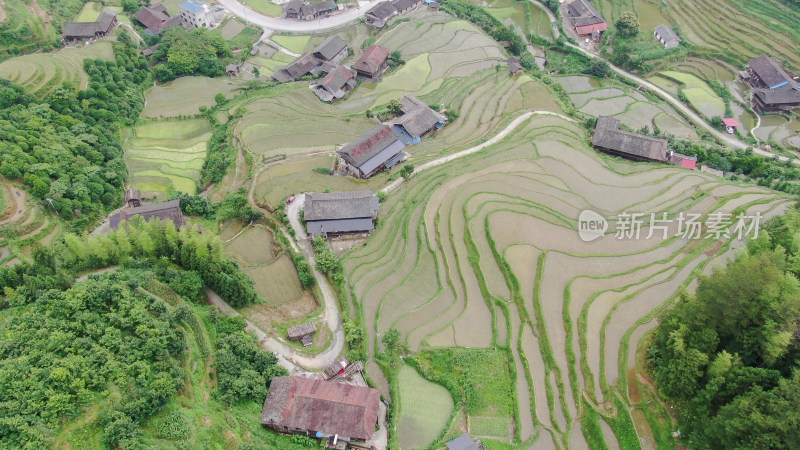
[{"left": 179, "top": 0, "right": 213, "bottom": 29}]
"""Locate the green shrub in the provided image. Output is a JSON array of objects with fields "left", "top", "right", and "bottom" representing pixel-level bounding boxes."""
[{"left": 156, "top": 411, "right": 190, "bottom": 440}]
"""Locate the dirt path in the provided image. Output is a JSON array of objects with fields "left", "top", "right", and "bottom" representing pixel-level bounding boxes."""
[
  {"left": 0, "top": 1, "right": 6, "bottom": 24},
  {"left": 0, "top": 187, "right": 26, "bottom": 226},
  {"left": 382, "top": 110, "right": 573, "bottom": 194}
]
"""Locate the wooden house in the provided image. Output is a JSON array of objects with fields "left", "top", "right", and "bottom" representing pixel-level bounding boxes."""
[
  {"left": 565, "top": 0, "right": 606, "bottom": 37},
  {"left": 747, "top": 55, "right": 800, "bottom": 112},
  {"left": 226, "top": 64, "right": 240, "bottom": 77},
  {"left": 109, "top": 199, "right": 185, "bottom": 230},
  {"left": 591, "top": 116, "right": 668, "bottom": 163},
  {"left": 261, "top": 376, "right": 381, "bottom": 446},
  {"left": 446, "top": 433, "right": 483, "bottom": 450},
  {"left": 134, "top": 4, "right": 183, "bottom": 35},
  {"left": 312, "top": 35, "right": 349, "bottom": 64},
  {"left": 392, "top": 0, "right": 423, "bottom": 14},
  {"left": 315, "top": 65, "right": 356, "bottom": 102},
  {"left": 354, "top": 45, "right": 390, "bottom": 80},
  {"left": 392, "top": 94, "right": 447, "bottom": 143},
  {"left": 63, "top": 10, "right": 118, "bottom": 43},
  {"left": 303, "top": 190, "right": 380, "bottom": 236},
  {"left": 287, "top": 322, "right": 317, "bottom": 346},
  {"left": 338, "top": 125, "right": 406, "bottom": 178},
  {"left": 364, "top": 1, "right": 397, "bottom": 29},
  {"left": 300, "top": 0, "right": 336, "bottom": 20},
  {"left": 507, "top": 56, "right": 524, "bottom": 76}
]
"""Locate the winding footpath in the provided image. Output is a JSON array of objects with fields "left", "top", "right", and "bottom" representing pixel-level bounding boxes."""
[{"left": 382, "top": 110, "right": 574, "bottom": 194}]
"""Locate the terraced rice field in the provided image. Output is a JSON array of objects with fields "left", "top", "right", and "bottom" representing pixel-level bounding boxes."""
[
  {"left": 343, "top": 114, "right": 789, "bottom": 447},
  {"left": 142, "top": 76, "right": 245, "bottom": 118},
  {"left": 596, "top": 0, "right": 800, "bottom": 70},
  {"left": 124, "top": 119, "right": 211, "bottom": 197},
  {"left": 0, "top": 180, "right": 62, "bottom": 267},
  {"left": 470, "top": 0, "right": 553, "bottom": 41},
  {"left": 558, "top": 75, "right": 697, "bottom": 138},
  {"left": 659, "top": 71, "right": 725, "bottom": 119},
  {"left": 396, "top": 364, "right": 454, "bottom": 449},
  {"left": 0, "top": 41, "right": 114, "bottom": 97}
]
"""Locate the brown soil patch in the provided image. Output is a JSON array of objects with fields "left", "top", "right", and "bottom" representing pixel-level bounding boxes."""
[
  {"left": 243, "top": 431, "right": 252, "bottom": 441},
  {"left": 0, "top": 2, "right": 6, "bottom": 25},
  {"left": 203, "top": 416, "right": 213, "bottom": 427},
  {"left": 223, "top": 429, "right": 237, "bottom": 443},
  {"left": 705, "top": 240, "right": 723, "bottom": 256}
]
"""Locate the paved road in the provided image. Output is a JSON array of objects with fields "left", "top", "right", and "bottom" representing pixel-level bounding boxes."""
[
  {"left": 382, "top": 110, "right": 575, "bottom": 194},
  {"left": 220, "top": 0, "right": 373, "bottom": 32}
]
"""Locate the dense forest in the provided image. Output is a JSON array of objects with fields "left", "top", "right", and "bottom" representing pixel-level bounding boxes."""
[
  {"left": 1, "top": 218, "right": 261, "bottom": 308},
  {"left": 0, "top": 267, "right": 289, "bottom": 448},
  {"left": 650, "top": 205, "right": 800, "bottom": 448},
  {"left": 0, "top": 36, "right": 148, "bottom": 231}
]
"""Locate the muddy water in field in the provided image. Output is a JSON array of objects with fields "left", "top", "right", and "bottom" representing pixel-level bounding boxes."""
[{"left": 631, "top": 408, "right": 658, "bottom": 450}]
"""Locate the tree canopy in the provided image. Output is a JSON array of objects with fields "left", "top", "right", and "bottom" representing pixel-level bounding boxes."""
[
  {"left": 151, "top": 28, "right": 233, "bottom": 81},
  {"left": 0, "top": 40, "right": 149, "bottom": 230},
  {"left": 615, "top": 11, "right": 640, "bottom": 37},
  {"left": 650, "top": 206, "right": 800, "bottom": 448}
]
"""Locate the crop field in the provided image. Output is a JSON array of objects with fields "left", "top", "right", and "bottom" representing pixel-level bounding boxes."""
[
  {"left": 241, "top": 0, "right": 283, "bottom": 17},
  {"left": 0, "top": 41, "right": 114, "bottom": 97},
  {"left": 343, "top": 113, "right": 789, "bottom": 447},
  {"left": 124, "top": 119, "right": 211, "bottom": 197},
  {"left": 659, "top": 71, "right": 725, "bottom": 119},
  {"left": 0, "top": 180, "right": 61, "bottom": 267},
  {"left": 396, "top": 364, "right": 454, "bottom": 449},
  {"left": 142, "top": 76, "right": 245, "bottom": 118},
  {"left": 557, "top": 75, "right": 698, "bottom": 138},
  {"left": 469, "top": 0, "right": 553, "bottom": 41},
  {"left": 271, "top": 34, "right": 311, "bottom": 54},
  {"left": 595, "top": 0, "right": 800, "bottom": 70}
]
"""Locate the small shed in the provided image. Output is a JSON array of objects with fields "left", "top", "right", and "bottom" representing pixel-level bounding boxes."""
[
  {"left": 427, "top": 1, "right": 440, "bottom": 10},
  {"left": 722, "top": 117, "right": 741, "bottom": 134},
  {"left": 325, "top": 357, "right": 349, "bottom": 379},
  {"left": 653, "top": 24, "right": 680, "bottom": 49},
  {"left": 507, "top": 56, "right": 524, "bottom": 76},
  {"left": 226, "top": 64, "right": 240, "bottom": 77},
  {"left": 287, "top": 322, "right": 317, "bottom": 346},
  {"left": 124, "top": 188, "right": 142, "bottom": 207}
]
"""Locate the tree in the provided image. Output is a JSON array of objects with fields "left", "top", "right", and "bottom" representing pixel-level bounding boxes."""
[
  {"left": 520, "top": 52, "right": 536, "bottom": 70},
  {"left": 400, "top": 164, "right": 414, "bottom": 179},
  {"left": 215, "top": 93, "right": 226, "bottom": 105},
  {"left": 586, "top": 59, "right": 611, "bottom": 78},
  {"left": 387, "top": 99, "right": 402, "bottom": 116},
  {"left": 382, "top": 327, "right": 401, "bottom": 354},
  {"left": 616, "top": 11, "right": 640, "bottom": 37}
]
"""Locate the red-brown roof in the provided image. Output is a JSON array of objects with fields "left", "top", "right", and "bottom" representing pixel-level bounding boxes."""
[
  {"left": 354, "top": 45, "right": 390, "bottom": 75},
  {"left": 261, "top": 376, "right": 380, "bottom": 440},
  {"left": 722, "top": 118, "right": 741, "bottom": 127},
  {"left": 575, "top": 22, "right": 607, "bottom": 35}
]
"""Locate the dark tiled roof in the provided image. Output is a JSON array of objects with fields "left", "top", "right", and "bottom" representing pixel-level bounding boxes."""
[
  {"left": 313, "top": 35, "right": 348, "bottom": 61},
  {"left": 354, "top": 45, "right": 390, "bottom": 75},
  {"left": 393, "top": 0, "right": 420, "bottom": 11},
  {"left": 287, "top": 322, "right": 317, "bottom": 338},
  {"left": 110, "top": 199, "right": 185, "bottom": 229},
  {"left": 654, "top": 24, "right": 679, "bottom": 44},
  {"left": 300, "top": 0, "right": 336, "bottom": 17},
  {"left": 319, "top": 65, "right": 354, "bottom": 94},
  {"left": 592, "top": 115, "right": 668, "bottom": 161},
  {"left": 507, "top": 56, "right": 523, "bottom": 73},
  {"left": 96, "top": 10, "right": 117, "bottom": 33},
  {"left": 134, "top": 6, "right": 180, "bottom": 34},
  {"left": 749, "top": 55, "right": 796, "bottom": 89},
  {"left": 566, "top": 0, "right": 604, "bottom": 27},
  {"left": 366, "top": 1, "right": 397, "bottom": 20},
  {"left": 338, "top": 124, "right": 400, "bottom": 167},
  {"left": 754, "top": 84, "right": 800, "bottom": 106},
  {"left": 304, "top": 190, "right": 379, "bottom": 221},
  {"left": 63, "top": 22, "right": 101, "bottom": 38},
  {"left": 325, "top": 357, "right": 349, "bottom": 378},
  {"left": 394, "top": 95, "right": 446, "bottom": 139},
  {"left": 261, "top": 376, "right": 381, "bottom": 441},
  {"left": 285, "top": 0, "right": 303, "bottom": 14},
  {"left": 274, "top": 53, "right": 322, "bottom": 81}
]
